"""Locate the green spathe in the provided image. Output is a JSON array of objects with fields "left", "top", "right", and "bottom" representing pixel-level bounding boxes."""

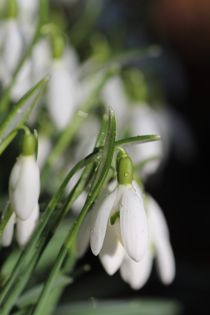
[{"left": 117, "top": 151, "right": 133, "bottom": 185}]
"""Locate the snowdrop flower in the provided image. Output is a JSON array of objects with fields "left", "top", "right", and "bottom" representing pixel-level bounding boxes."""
[
  {"left": 127, "top": 104, "right": 165, "bottom": 178},
  {"left": 90, "top": 151, "right": 148, "bottom": 263},
  {"left": 31, "top": 38, "right": 51, "bottom": 84},
  {"left": 17, "top": 0, "right": 38, "bottom": 42},
  {"left": 102, "top": 76, "right": 128, "bottom": 132},
  {"left": 47, "top": 34, "right": 79, "bottom": 130},
  {"left": 1, "top": 132, "right": 40, "bottom": 247},
  {"left": 0, "top": 18, "right": 24, "bottom": 86},
  {"left": 9, "top": 133, "right": 40, "bottom": 220},
  {"left": 120, "top": 195, "right": 175, "bottom": 289}
]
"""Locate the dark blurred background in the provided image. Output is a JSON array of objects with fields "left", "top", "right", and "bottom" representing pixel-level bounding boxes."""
[{"left": 67, "top": 1, "right": 210, "bottom": 314}]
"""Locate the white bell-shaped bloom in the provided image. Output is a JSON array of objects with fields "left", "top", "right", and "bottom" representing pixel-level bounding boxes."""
[
  {"left": 90, "top": 181, "right": 148, "bottom": 262},
  {"left": 119, "top": 195, "right": 175, "bottom": 289},
  {"left": 31, "top": 39, "right": 51, "bottom": 84},
  {"left": 17, "top": 0, "right": 38, "bottom": 42},
  {"left": 102, "top": 76, "right": 128, "bottom": 132},
  {"left": 9, "top": 155, "right": 40, "bottom": 220},
  {"left": 128, "top": 104, "right": 164, "bottom": 178},
  {"left": 1, "top": 212, "right": 16, "bottom": 247},
  {"left": 17, "top": 0, "right": 38, "bottom": 20},
  {"left": 0, "top": 19, "right": 24, "bottom": 85},
  {"left": 16, "top": 203, "right": 39, "bottom": 246},
  {"left": 47, "top": 58, "right": 79, "bottom": 130}
]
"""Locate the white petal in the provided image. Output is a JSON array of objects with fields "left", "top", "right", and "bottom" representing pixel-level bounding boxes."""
[
  {"left": 120, "top": 249, "right": 153, "bottom": 290},
  {"left": 99, "top": 224, "right": 125, "bottom": 275},
  {"left": 155, "top": 239, "right": 175, "bottom": 285},
  {"left": 102, "top": 76, "right": 128, "bottom": 132},
  {"left": 147, "top": 195, "right": 175, "bottom": 284},
  {"left": 147, "top": 196, "right": 169, "bottom": 239},
  {"left": 9, "top": 156, "right": 40, "bottom": 220},
  {"left": 47, "top": 59, "right": 79, "bottom": 130},
  {"left": 90, "top": 190, "right": 117, "bottom": 256},
  {"left": 1, "top": 20, "right": 24, "bottom": 84},
  {"left": 1, "top": 212, "right": 16, "bottom": 247},
  {"left": 120, "top": 186, "right": 148, "bottom": 262},
  {"left": 31, "top": 39, "right": 51, "bottom": 84},
  {"left": 16, "top": 203, "right": 39, "bottom": 246},
  {"left": 76, "top": 211, "right": 91, "bottom": 258},
  {"left": 37, "top": 136, "right": 52, "bottom": 169},
  {"left": 127, "top": 104, "right": 163, "bottom": 177}
]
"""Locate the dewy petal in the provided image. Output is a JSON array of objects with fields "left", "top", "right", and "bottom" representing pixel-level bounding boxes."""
[
  {"left": 120, "top": 249, "right": 153, "bottom": 290},
  {"left": 16, "top": 203, "right": 39, "bottom": 247},
  {"left": 47, "top": 59, "right": 79, "bottom": 130},
  {"left": 1, "top": 212, "right": 16, "bottom": 247},
  {"left": 9, "top": 156, "right": 40, "bottom": 220},
  {"left": 120, "top": 185, "right": 148, "bottom": 262},
  {"left": 76, "top": 211, "right": 91, "bottom": 258},
  {"left": 90, "top": 189, "right": 117, "bottom": 256},
  {"left": 99, "top": 224, "right": 125, "bottom": 275}
]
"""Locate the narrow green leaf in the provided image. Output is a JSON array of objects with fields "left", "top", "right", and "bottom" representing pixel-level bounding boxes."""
[
  {"left": 115, "top": 134, "right": 161, "bottom": 147},
  {"left": 0, "top": 130, "right": 17, "bottom": 155},
  {"left": 0, "top": 78, "right": 47, "bottom": 143}
]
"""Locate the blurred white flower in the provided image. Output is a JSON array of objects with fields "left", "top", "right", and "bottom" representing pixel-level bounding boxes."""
[
  {"left": 47, "top": 54, "right": 79, "bottom": 130},
  {"left": 17, "top": 0, "right": 38, "bottom": 42},
  {"left": 90, "top": 180, "right": 148, "bottom": 262},
  {"left": 37, "top": 135, "right": 52, "bottom": 169},
  {"left": 102, "top": 76, "right": 128, "bottom": 132},
  {"left": 9, "top": 155, "right": 40, "bottom": 220},
  {"left": 127, "top": 104, "right": 167, "bottom": 178},
  {"left": 0, "top": 19, "right": 24, "bottom": 85},
  {"left": 31, "top": 39, "right": 51, "bottom": 84}
]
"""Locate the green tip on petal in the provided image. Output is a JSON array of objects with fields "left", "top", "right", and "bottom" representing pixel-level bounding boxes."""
[
  {"left": 117, "top": 151, "right": 133, "bottom": 185},
  {"left": 21, "top": 133, "right": 37, "bottom": 156}
]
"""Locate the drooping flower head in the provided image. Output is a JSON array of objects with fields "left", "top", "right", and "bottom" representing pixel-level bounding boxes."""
[
  {"left": 1, "top": 131, "right": 40, "bottom": 247},
  {"left": 90, "top": 150, "right": 148, "bottom": 264}
]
